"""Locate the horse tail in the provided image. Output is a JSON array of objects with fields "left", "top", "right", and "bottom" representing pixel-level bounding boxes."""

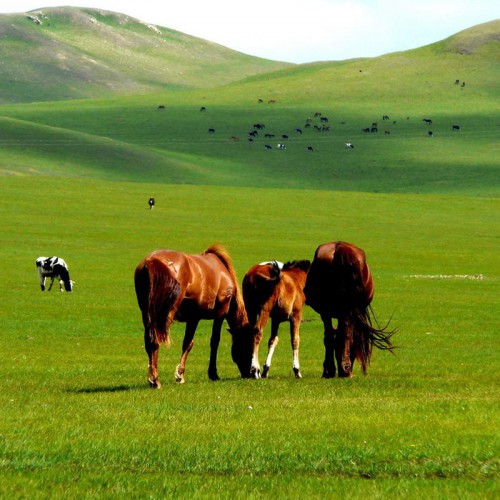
[
  {"left": 204, "top": 244, "right": 248, "bottom": 327},
  {"left": 134, "top": 258, "right": 181, "bottom": 346},
  {"left": 336, "top": 245, "right": 395, "bottom": 373}
]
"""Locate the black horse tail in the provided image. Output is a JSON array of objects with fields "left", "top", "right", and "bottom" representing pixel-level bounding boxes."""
[
  {"left": 134, "top": 259, "right": 181, "bottom": 346},
  {"left": 337, "top": 249, "right": 395, "bottom": 374},
  {"left": 350, "top": 306, "right": 395, "bottom": 374}
]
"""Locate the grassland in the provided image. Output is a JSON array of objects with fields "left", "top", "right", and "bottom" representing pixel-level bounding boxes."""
[{"left": 0, "top": 15, "right": 498, "bottom": 499}]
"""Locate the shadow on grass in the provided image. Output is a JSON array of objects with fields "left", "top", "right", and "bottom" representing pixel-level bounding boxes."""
[{"left": 67, "top": 384, "right": 145, "bottom": 394}]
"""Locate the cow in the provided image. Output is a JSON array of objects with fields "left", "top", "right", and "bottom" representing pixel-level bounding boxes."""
[
  {"left": 149, "top": 197, "right": 155, "bottom": 209},
  {"left": 36, "top": 257, "right": 73, "bottom": 292}
]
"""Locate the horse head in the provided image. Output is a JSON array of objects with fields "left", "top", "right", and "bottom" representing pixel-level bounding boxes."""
[{"left": 229, "top": 324, "right": 257, "bottom": 378}]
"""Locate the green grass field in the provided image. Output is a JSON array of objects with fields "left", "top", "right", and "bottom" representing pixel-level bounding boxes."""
[{"left": 0, "top": 15, "right": 498, "bottom": 499}]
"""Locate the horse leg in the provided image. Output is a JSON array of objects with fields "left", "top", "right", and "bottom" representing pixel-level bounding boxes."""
[
  {"left": 174, "top": 320, "right": 197, "bottom": 384},
  {"left": 48, "top": 276, "right": 55, "bottom": 291},
  {"left": 335, "top": 320, "right": 353, "bottom": 378},
  {"left": 144, "top": 330, "right": 161, "bottom": 389},
  {"left": 208, "top": 318, "right": 223, "bottom": 381},
  {"left": 321, "top": 314, "right": 336, "bottom": 378},
  {"left": 290, "top": 315, "right": 302, "bottom": 379},
  {"left": 250, "top": 328, "right": 263, "bottom": 379},
  {"left": 262, "top": 319, "right": 280, "bottom": 378}
]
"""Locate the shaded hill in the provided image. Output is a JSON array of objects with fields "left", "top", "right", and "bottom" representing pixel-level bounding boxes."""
[
  {"left": 0, "top": 7, "right": 291, "bottom": 103},
  {"left": 0, "top": 20, "right": 498, "bottom": 195}
]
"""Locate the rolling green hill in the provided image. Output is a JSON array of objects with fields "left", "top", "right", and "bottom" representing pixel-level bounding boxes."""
[
  {"left": 0, "top": 16, "right": 498, "bottom": 195},
  {"left": 0, "top": 7, "right": 290, "bottom": 104}
]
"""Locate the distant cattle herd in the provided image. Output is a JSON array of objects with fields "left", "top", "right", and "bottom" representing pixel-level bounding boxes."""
[{"left": 155, "top": 80, "right": 464, "bottom": 154}]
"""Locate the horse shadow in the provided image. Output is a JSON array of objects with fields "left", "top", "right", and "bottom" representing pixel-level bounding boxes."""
[{"left": 67, "top": 383, "right": 144, "bottom": 394}]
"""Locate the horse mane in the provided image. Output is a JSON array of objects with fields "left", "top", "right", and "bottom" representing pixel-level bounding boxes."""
[
  {"left": 204, "top": 244, "right": 248, "bottom": 327},
  {"left": 283, "top": 260, "right": 311, "bottom": 272}
]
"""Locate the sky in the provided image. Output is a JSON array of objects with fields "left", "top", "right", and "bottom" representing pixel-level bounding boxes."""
[{"left": 1, "top": 0, "right": 498, "bottom": 63}]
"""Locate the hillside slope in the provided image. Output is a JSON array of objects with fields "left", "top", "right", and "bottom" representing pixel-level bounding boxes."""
[
  {"left": 0, "top": 20, "right": 498, "bottom": 195},
  {"left": 0, "top": 7, "right": 291, "bottom": 103}
]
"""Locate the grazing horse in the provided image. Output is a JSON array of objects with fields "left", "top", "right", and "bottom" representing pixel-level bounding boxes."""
[
  {"left": 36, "top": 256, "right": 73, "bottom": 292},
  {"left": 304, "top": 242, "right": 394, "bottom": 378},
  {"left": 243, "top": 260, "right": 311, "bottom": 378},
  {"left": 134, "top": 245, "right": 254, "bottom": 388}
]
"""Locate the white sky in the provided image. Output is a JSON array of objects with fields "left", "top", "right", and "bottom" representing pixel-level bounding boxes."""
[{"left": 1, "top": 1, "right": 498, "bottom": 63}]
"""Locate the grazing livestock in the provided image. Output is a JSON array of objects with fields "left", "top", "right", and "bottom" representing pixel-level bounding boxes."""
[
  {"left": 295, "top": 128, "right": 302, "bottom": 134},
  {"left": 320, "top": 117, "right": 329, "bottom": 123},
  {"left": 452, "top": 125, "right": 461, "bottom": 131},
  {"left": 382, "top": 115, "right": 390, "bottom": 120},
  {"left": 307, "top": 146, "right": 314, "bottom": 152},
  {"left": 362, "top": 128, "right": 371, "bottom": 133},
  {"left": 157, "top": 105, "right": 165, "bottom": 110},
  {"left": 264, "top": 133, "right": 275, "bottom": 138},
  {"left": 134, "top": 245, "right": 254, "bottom": 388},
  {"left": 428, "top": 131, "right": 434, "bottom": 137},
  {"left": 243, "top": 260, "right": 311, "bottom": 378},
  {"left": 423, "top": 118, "right": 433, "bottom": 125},
  {"left": 36, "top": 256, "right": 73, "bottom": 292},
  {"left": 370, "top": 127, "right": 378, "bottom": 133},
  {"left": 200, "top": 106, "right": 206, "bottom": 112},
  {"left": 277, "top": 143, "right": 286, "bottom": 150},
  {"left": 345, "top": 142, "right": 354, "bottom": 148},
  {"left": 208, "top": 128, "right": 216, "bottom": 133},
  {"left": 148, "top": 197, "right": 155, "bottom": 209},
  {"left": 264, "top": 144, "right": 273, "bottom": 150},
  {"left": 304, "top": 241, "right": 394, "bottom": 378},
  {"left": 282, "top": 134, "right": 289, "bottom": 140}
]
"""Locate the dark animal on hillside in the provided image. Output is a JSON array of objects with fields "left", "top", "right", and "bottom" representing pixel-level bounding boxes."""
[
  {"left": 264, "top": 144, "right": 273, "bottom": 150},
  {"left": 452, "top": 125, "right": 461, "bottom": 131},
  {"left": 277, "top": 143, "right": 286, "bottom": 149},
  {"left": 370, "top": 127, "right": 378, "bottom": 133},
  {"left": 345, "top": 142, "right": 354, "bottom": 148},
  {"left": 307, "top": 146, "right": 314, "bottom": 152},
  {"left": 362, "top": 128, "right": 370, "bottom": 133},
  {"left": 423, "top": 118, "right": 433, "bottom": 125},
  {"left": 428, "top": 131, "right": 434, "bottom": 137},
  {"left": 304, "top": 241, "right": 394, "bottom": 378},
  {"left": 282, "top": 134, "right": 289, "bottom": 140},
  {"left": 148, "top": 197, "right": 155, "bottom": 209},
  {"left": 36, "top": 256, "right": 73, "bottom": 292},
  {"left": 134, "top": 245, "right": 254, "bottom": 388},
  {"left": 157, "top": 105, "right": 165, "bottom": 110},
  {"left": 264, "top": 133, "right": 275, "bottom": 138},
  {"left": 243, "top": 260, "right": 311, "bottom": 378},
  {"left": 200, "top": 106, "right": 206, "bottom": 112},
  {"left": 295, "top": 128, "right": 302, "bottom": 134},
  {"left": 320, "top": 117, "right": 329, "bottom": 123},
  {"left": 208, "top": 128, "right": 216, "bottom": 133},
  {"left": 383, "top": 115, "right": 390, "bottom": 120}
]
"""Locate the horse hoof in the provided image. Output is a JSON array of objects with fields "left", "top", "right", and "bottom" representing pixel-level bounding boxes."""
[
  {"left": 174, "top": 365, "right": 185, "bottom": 383},
  {"left": 149, "top": 378, "right": 161, "bottom": 389},
  {"left": 294, "top": 369, "right": 302, "bottom": 379},
  {"left": 209, "top": 373, "right": 220, "bottom": 381},
  {"left": 322, "top": 370, "right": 335, "bottom": 379},
  {"left": 262, "top": 366, "right": 269, "bottom": 378},
  {"left": 252, "top": 369, "right": 261, "bottom": 380}
]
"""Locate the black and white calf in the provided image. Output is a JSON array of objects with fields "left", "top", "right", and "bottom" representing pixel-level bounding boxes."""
[{"left": 36, "top": 256, "right": 73, "bottom": 292}]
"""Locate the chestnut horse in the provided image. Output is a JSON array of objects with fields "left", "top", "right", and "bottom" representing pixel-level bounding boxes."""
[
  {"left": 304, "top": 241, "right": 394, "bottom": 378},
  {"left": 243, "top": 260, "right": 311, "bottom": 379},
  {"left": 134, "top": 244, "right": 254, "bottom": 388}
]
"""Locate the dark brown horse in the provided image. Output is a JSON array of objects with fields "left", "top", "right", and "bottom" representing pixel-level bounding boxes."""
[
  {"left": 243, "top": 260, "right": 310, "bottom": 379},
  {"left": 134, "top": 244, "right": 254, "bottom": 388},
  {"left": 304, "top": 241, "right": 394, "bottom": 378}
]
